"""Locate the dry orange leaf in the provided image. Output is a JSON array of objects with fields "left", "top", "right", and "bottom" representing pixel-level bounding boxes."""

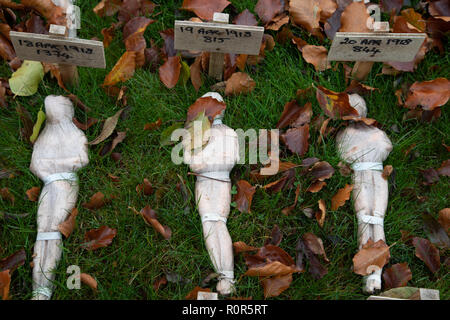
[
  {"left": 0, "top": 270, "right": 10, "bottom": 300},
  {"left": 234, "top": 180, "right": 256, "bottom": 213},
  {"left": 289, "top": 0, "right": 322, "bottom": 37},
  {"left": 225, "top": 72, "right": 255, "bottom": 96},
  {"left": 186, "top": 96, "right": 226, "bottom": 123},
  {"left": 339, "top": 1, "right": 372, "bottom": 32},
  {"left": 382, "top": 165, "right": 394, "bottom": 180},
  {"left": 103, "top": 51, "right": 136, "bottom": 87},
  {"left": 438, "top": 208, "right": 450, "bottom": 232},
  {"left": 82, "top": 192, "right": 107, "bottom": 210},
  {"left": 353, "top": 239, "right": 390, "bottom": 276},
  {"left": 331, "top": 184, "right": 353, "bottom": 211},
  {"left": 22, "top": 0, "right": 66, "bottom": 25},
  {"left": 261, "top": 273, "right": 292, "bottom": 298},
  {"left": 316, "top": 199, "right": 326, "bottom": 227},
  {"left": 306, "top": 181, "right": 326, "bottom": 193},
  {"left": 244, "top": 260, "right": 299, "bottom": 277},
  {"left": 316, "top": 85, "right": 358, "bottom": 119},
  {"left": 404, "top": 78, "right": 450, "bottom": 111},
  {"left": 185, "top": 286, "right": 211, "bottom": 299},
  {"left": 301, "top": 45, "right": 331, "bottom": 72},
  {"left": 136, "top": 178, "right": 153, "bottom": 196},
  {"left": 181, "top": 0, "right": 230, "bottom": 21},
  {"left": 190, "top": 56, "right": 203, "bottom": 91},
  {"left": 318, "top": 0, "right": 337, "bottom": 23},
  {"left": 80, "top": 273, "right": 98, "bottom": 291},
  {"left": 159, "top": 56, "right": 181, "bottom": 89},
  {"left": 58, "top": 208, "right": 78, "bottom": 238},
  {"left": 93, "top": 0, "right": 122, "bottom": 17},
  {"left": 139, "top": 205, "right": 172, "bottom": 240},
  {"left": 83, "top": 226, "right": 117, "bottom": 251},
  {"left": 25, "top": 186, "right": 40, "bottom": 202},
  {"left": 101, "top": 26, "right": 115, "bottom": 48},
  {"left": 233, "top": 241, "right": 258, "bottom": 254},
  {"left": 144, "top": 118, "right": 162, "bottom": 131}
]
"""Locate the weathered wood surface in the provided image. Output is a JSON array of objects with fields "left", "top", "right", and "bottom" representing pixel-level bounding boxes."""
[
  {"left": 328, "top": 32, "right": 426, "bottom": 62},
  {"left": 10, "top": 31, "right": 106, "bottom": 68},
  {"left": 174, "top": 20, "right": 264, "bottom": 55}
]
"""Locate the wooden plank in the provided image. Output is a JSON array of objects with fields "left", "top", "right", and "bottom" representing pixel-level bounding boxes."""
[
  {"left": 10, "top": 31, "right": 106, "bottom": 68},
  {"left": 328, "top": 32, "right": 426, "bottom": 62},
  {"left": 174, "top": 20, "right": 264, "bottom": 55},
  {"left": 208, "top": 13, "right": 229, "bottom": 80}
]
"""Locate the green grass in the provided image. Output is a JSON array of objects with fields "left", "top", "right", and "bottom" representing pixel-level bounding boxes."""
[{"left": 0, "top": 0, "right": 449, "bottom": 300}]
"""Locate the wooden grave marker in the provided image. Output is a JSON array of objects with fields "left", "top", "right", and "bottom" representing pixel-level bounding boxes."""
[
  {"left": 328, "top": 31, "right": 426, "bottom": 62},
  {"left": 10, "top": 0, "right": 105, "bottom": 86},
  {"left": 328, "top": 16, "right": 426, "bottom": 81},
  {"left": 174, "top": 12, "right": 264, "bottom": 80}
]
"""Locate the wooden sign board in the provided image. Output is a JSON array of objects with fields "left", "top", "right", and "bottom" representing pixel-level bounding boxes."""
[
  {"left": 328, "top": 32, "right": 426, "bottom": 62},
  {"left": 174, "top": 20, "right": 264, "bottom": 55},
  {"left": 10, "top": 31, "right": 106, "bottom": 68}
]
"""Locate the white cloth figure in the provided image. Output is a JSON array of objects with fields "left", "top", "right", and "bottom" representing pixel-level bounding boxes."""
[
  {"left": 29, "top": 95, "right": 89, "bottom": 299},
  {"left": 182, "top": 92, "right": 240, "bottom": 295},
  {"left": 336, "top": 94, "right": 393, "bottom": 293}
]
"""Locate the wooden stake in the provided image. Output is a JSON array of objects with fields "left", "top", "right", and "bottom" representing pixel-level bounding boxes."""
[
  {"left": 208, "top": 13, "right": 229, "bottom": 80},
  {"left": 54, "top": 0, "right": 79, "bottom": 86},
  {"left": 350, "top": 21, "right": 391, "bottom": 81}
]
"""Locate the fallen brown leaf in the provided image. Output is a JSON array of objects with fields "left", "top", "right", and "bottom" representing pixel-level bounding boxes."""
[
  {"left": 83, "top": 226, "right": 117, "bottom": 251},
  {"left": 82, "top": 192, "right": 107, "bottom": 210},
  {"left": 281, "top": 125, "right": 310, "bottom": 156},
  {"left": 181, "top": 0, "right": 230, "bottom": 21},
  {"left": 331, "top": 184, "right": 353, "bottom": 211},
  {"left": 353, "top": 239, "right": 390, "bottom": 276},
  {"left": 261, "top": 273, "right": 292, "bottom": 298},
  {"left": 234, "top": 180, "right": 256, "bottom": 213},
  {"left": 289, "top": 0, "right": 322, "bottom": 37},
  {"left": 186, "top": 96, "right": 226, "bottom": 122},
  {"left": 103, "top": 51, "right": 136, "bottom": 87},
  {"left": 80, "top": 273, "right": 98, "bottom": 291},
  {"left": 234, "top": 9, "right": 258, "bottom": 26},
  {"left": 225, "top": 72, "right": 255, "bottom": 96},
  {"left": 316, "top": 199, "right": 326, "bottom": 227},
  {"left": 25, "top": 186, "right": 40, "bottom": 202},
  {"left": 404, "top": 78, "right": 450, "bottom": 110},
  {"left": 159, "top": 56, "right": 181, "bottom": 89},
  {"left": 58, "top": 208, "right": 78, "bottom": 238},
  {"left": 185, "top": 286, "right": 211, "bottom": 300},
  {"left": 255, "top": 0, "right": 284, "bottom": 25},
  {"left": 139, "top": 205, "right": 172, "bottom": 240},
  {"left": 233, "top": 241, "right": 258, "bottom": 254},
  {"left": 412, "top": 237, "right": 440, "bottom": 273},
  {"left": 382, "top": 263, "right": 412, "bottom": 290}
]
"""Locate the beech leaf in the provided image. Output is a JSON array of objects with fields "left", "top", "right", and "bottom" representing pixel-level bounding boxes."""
[
  {"left": 88, "top": 109, "right": 124, "bottom": 145},
  {"left": 83, "top": 226, "right": 117, "bottom": 250},
  {"left": 9, "top": 61, "right": 44, "bottom": 96}
]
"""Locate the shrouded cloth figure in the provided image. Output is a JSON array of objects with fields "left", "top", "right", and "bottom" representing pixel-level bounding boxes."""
[
  {"left": 182, "top": 92, "right": 240, "bottom": 295},
  {"left": 29, "top": 95, "right": 89, "bottom": 299},
  {"left": 336, "top": 94, "right": 393, "bottom": 293}
]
